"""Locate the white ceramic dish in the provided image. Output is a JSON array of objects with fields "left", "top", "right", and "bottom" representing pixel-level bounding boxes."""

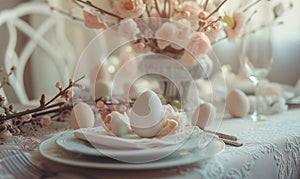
[
  {"left": 55, "top": 129, "right": 218, "bottom": 163},
  {"left": 39, "top": 134, "right": 225, "bottom": 170}
]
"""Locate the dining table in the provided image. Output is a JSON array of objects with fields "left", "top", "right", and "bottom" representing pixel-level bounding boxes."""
[{"left": 0, "top": 106, "right": 299, "bottom": 179}]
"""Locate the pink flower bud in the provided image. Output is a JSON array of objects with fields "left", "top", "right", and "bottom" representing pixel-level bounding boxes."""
[
  {"left": 40, "top": 115, "right": 52, "bottom": 127},
  {"left": 56, "top": 82, "right": 62, "bottom": 89}
]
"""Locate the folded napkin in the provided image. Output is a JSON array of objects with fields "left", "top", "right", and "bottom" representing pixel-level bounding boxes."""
[{"left": 74, "top": 126, "right": 204, "bottom": 149}]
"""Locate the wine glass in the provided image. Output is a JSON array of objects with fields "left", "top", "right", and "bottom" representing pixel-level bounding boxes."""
[{"left": 240, "top": 26, "right": 274, "bottom": 121}]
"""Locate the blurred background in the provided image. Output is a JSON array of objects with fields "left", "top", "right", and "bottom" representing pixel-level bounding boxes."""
[{"left": 0, "top": 0, "right": 299, "bottom": 103}]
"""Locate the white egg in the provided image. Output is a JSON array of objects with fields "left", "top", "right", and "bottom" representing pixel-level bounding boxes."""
[
  {"left": 128, "top": 90, "right": 164, "bottom": 138},
  {"left": 109, "top": 111, "right": 132, "bottom": 137},
  {"left": 70, "top": 102, "right": 95, "bottom": 130},
  {"left": 226, "top": 89, "right": 250, "bottom": 118},
  {"left": 192, "top": 103, "right": 216, "bottom": 129}
]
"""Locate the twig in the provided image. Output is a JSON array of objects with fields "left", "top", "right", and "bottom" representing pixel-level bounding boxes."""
[
  {"left": 32, "top": 104, "right": 72, "bottom": 118},
  {"left": 154, "top": 0, "right": 163, "bottom": 17},
  {"left": 0, "top": 101, "right": 66, "bottom": 122},
  {"left": 168, "top": 0, "right": 172, "bottom": 19},
  {"left": 46, "top": 0, "right": 83, "bottom": 22},
  {"left": 74, "top": 0, "right": 123, "bottom": 20},
  {"left": 0, "top": 66, "right": 15, "bottom": 89},
  {"left": 242, "top": 0, "right": 262, "bottom": 13},
  {"left": 0, "top": 75, "right": 86, "bottom": 123},
  {"left": 203, "top": 0, "right": 210, "bottom": 11},
  {"left": 205, "top": 0, "right": 228, "bottom": 20},
  {"left": 45, "top": 75, "right": 85, "bottom": 106},
  {"left": 202, "top": 16, "right": 222, "bottom": 31}
]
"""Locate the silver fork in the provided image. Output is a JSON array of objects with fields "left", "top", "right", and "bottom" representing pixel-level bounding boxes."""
[{"left": 0, "top": 149, "right": 56, "bottom": 178}]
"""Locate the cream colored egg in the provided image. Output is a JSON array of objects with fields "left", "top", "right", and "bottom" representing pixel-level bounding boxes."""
[
  {"left": 192, "top": 103, "right": 216, "bottom": 129},
  {"left": 70, "top": 102, "right": 95, "bottom": 130},
  {"left": 226, "top": 89, "right": 250, "bottom": 118},
  {"left": 128, "top": 90, "right": 164, "bottom": 138}
]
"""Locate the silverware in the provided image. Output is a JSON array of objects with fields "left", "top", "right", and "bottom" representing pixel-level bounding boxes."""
[
  {"left": 205, "top": 130, "right": 238, "bottom": 141},
  {"left": 0, "top": 149, "right": 56, "bottom": 178},
  {"left": 204, "top": 130, "right": 242, "bottom": 147},
  {"left": 220, "top": 138, "right": 243, "bottom": 147}
]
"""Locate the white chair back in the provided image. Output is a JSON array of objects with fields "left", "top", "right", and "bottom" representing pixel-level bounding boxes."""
[{"left": 0, "top": 2, "right": 78, "bottom": 105}]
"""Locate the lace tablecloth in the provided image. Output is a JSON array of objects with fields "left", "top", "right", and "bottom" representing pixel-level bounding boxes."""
[{"left": 1, "top": 108, "right": 300, "bottom": 179}]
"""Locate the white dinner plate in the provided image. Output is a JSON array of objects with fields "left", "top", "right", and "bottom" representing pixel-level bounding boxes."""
[
  {"left": 55, "top": 129, "right": 218, "bottom": 163},
  {"left": 39, "top": 134, "right": 225, "bottom": 170}
]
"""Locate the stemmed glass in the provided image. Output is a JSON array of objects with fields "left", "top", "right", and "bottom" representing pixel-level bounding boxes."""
[{"left": 240, "top": 25, "right": 274, "bottom": 121}]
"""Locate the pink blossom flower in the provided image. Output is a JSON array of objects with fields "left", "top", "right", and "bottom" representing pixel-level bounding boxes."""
[
  {"left": 149, "top": 11, "right": 162, "bottom": 29},
  {"left": 173, "top": 1, "right": 201, "bottom": 27},
  {"left": 179, "top": 51, "right": 197, "bottom": 66},
  {"left": 118, "top": 19, "right": 140, "bottom": 40},
  {"left": 179, "top": 32, "right": 210, "bottom": 66},
  {"left": 181, "top": 1, "right": 201, "bottom": 18},
  {"left": 155, "top": 22, "right": 176, "bottom": 49},
  {"left": 55, "top": 82, "right": 62, "bottom": 89},
  {"left": 171, "top": 20, "right": 193, "bottom": 50},
  {"left": 40, "top": 115, "right": 52, "bottom": 127},
  {"left": 224, "top": 12, "right": 246, "bottom": 40},
  {"left": 206, "top": 21, "right": 223, "bottom": 42},
  {"left": 112, "top": 0, "right": 145, "bottom": 18},
  {"left": 186, "top": 32, "right": 211, "bottom": 58},
  {"left": 132, "top": 42, "right": 146, "bottom": 52},
  {"left": 83, "top": 11, "right": 105, "bottom": 29}
]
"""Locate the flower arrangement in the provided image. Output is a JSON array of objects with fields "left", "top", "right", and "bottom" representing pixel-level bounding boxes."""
[{"left": 70, "top": 0, "right": 290, "bottom": 66}]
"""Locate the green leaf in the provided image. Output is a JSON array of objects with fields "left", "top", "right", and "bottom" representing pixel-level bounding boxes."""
[
  {"left": 171, "top": 100, "right": 182, "bottom": 109},
  {"left": 223, "top": 15, "right": 235, "bottom": 28},
  {"left": 163, "top": 94, "right": 172, "bottom": 100}
]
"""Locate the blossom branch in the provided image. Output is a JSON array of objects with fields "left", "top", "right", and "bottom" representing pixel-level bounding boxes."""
[
  {"left": 74, "top": 0, "right": 123, "bottom": 20},
  {"left": 163, "top": 0, "right": 168, "bottom": 17},
  {"left": 242, "top": 0, "right": 264, "bottom": 13},
  {"left": 31, "top": 103, "right": 72, "bottom": 119},
  {"left": 0, "top": 100, "right": 62, "bottom": 122},
  {"left": 202, "top": 16, "right": 222, "bottom": 31},
  {"left": 145, "top": 3, "right": 151, "bottom": 18},
  {"left": 0, "top": 66, "right": 15, "bottom": 89},
  {"left": 168, "top": 0, "right": 172, "bottom": 19},
  {"left": 205, "top": 0, "right": 228, "bottom": 20},
  {"left": 154, "top": 0, "right": 163, "bottom": 17},
  {"left": 46, "top": 0, "right": 84, "bottom": 22},
  {"left": 203, "top": 0, "right": 210, "bottom": 11},
  {"left": 0, "top": 75, "right": 86, "bottom": 123},
  {"left": 44, "top": 75, "right": 86, "bottom": 106}
]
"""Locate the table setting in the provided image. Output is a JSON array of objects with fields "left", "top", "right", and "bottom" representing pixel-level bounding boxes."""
[{"left": 0, "top": 0, "right": 300, "bottom": 178}]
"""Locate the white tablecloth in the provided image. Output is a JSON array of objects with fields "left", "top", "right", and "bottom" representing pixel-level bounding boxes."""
[{"left": 1, "top": 108, "right": 300, "bottom": 179}]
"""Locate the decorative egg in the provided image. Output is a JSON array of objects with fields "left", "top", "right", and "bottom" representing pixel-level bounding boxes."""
[
  {"left": 192, "top": 102, "right": 216, "bottom": 129},
  {"left": 128, "top": 90, "right": 164, "bottom": 138},
  {"left": 226, "top": 89, "right": 250, "bottom": 118},
  {"left": 103, "top": 111, "right": 132, "bottom": 137},
  {"left": 70, "top": 102, "right": 95, "bottom": 130}
]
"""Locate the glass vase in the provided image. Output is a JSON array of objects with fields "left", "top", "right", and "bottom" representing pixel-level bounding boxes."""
[{"left": 137, "top": 52, "right": 213, "bottom": 102}]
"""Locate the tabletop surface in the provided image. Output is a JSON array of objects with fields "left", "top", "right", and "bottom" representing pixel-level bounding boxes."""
[{"left": 1, "top": 108, "right": 300, "bottom": 179}]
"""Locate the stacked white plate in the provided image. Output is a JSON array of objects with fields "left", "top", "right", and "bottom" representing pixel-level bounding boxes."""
[{"left": 39, "top": 127, "right": 225, "bottom": 170}]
